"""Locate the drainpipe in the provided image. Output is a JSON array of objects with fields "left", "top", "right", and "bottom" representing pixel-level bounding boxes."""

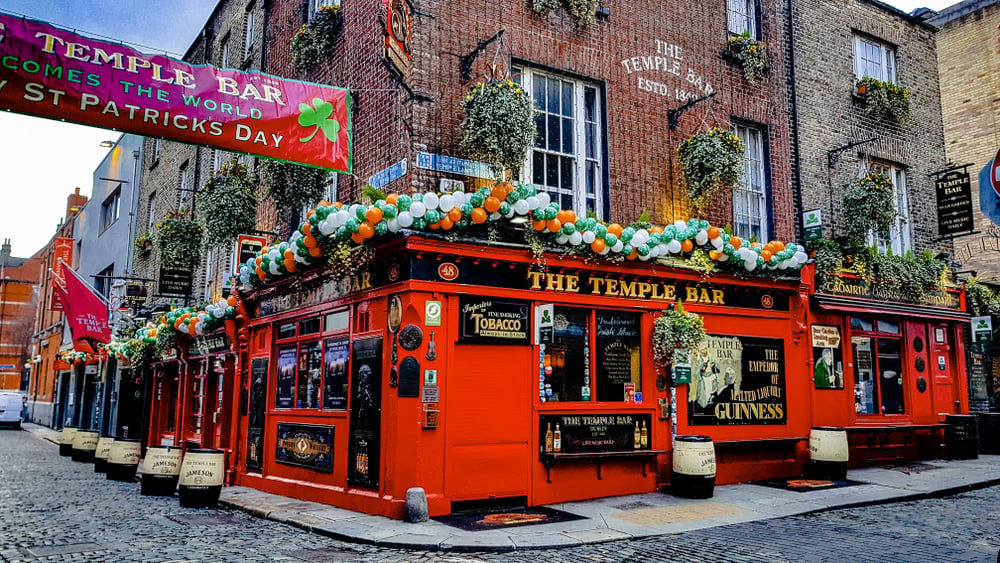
[{"left": 786, "top": 0, "right": 806, "bottom": 242}]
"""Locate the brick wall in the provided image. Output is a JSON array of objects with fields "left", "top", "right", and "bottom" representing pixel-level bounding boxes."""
[
  {"left": 792, "top": 0, "right": 949, "bottom": 255},
  {"left": 934, "top": 2, "right": 1000, "bottom": 280}
]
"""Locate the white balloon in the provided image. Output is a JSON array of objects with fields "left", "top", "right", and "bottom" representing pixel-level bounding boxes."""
[
  {"left": 639, "top": 253, "right": 652, "bottom": 261},
  {"left": 667, "top": 240, "right": 683, "bottom": 254},
  {"left": 745, "top": 260, "right": 757, "bottom": 272},
  {"left": 387, "top": 218, "right": 400, "bottom": 233},
  {"left": 397, "top": 211, "right": 414, "bottom": 228},
  {"left": 582, "top": 231, "right": 596, "bottom": 244},
  {"left": 599, "top": 245, "right": 611, "bottom": 255},
  {"left": 569, "top": 231, "right": 583, "bottom": 246},
  {"left": 711, "top": 237, "right": 724, "bottom": 249},
  {"left": 438, "top": 194, "right": 455, "bottom": 212},
  {"left": 490, "top": 212, "right": 502, "bottom": 221},
  {"left": 504, "top": 206, "right": 516, "bottom": 218},
  {"left": 526, "top": 196, "right": 540, "bottom": 210},
  {"left": 718, "top": 253, "right": 729, "bottom": 262},
  {"left": 695, "top": 230, "right": 709, "bottom": 245},
  {"left": 612, "top": 240, "right": 624, "bottom": 253},
  {"left": 334, "top": 210, "right": 349, "bottom": 227},
  {"left": 318, "top": 219, "right": 335, "bottom": 236},
  {"left": 268, "top": 248, "right": 280, "bottom": 259},
  {"left": 555, "top": 234, "right": 570, "bottom": 244},
  {"left": 212, "top": 308, "right": 225, "bottom": 319},
  {"left": 452, "top": 191, "right": 466, "bottom": 206},
  {"left": 536, "top": 192, "right": 551, "bottom": 207},
  {"left": 778, "top": 261, "right": 788, "bottom": 270},
  {"left": 269, "top": 262, "right": 280, "bottom": 275},
  {"left": 514, "top": 199, "right": 530, "bottom": 215},
  {"left": 423, "top": 192, "right": 440, "bottom": 210},
  {"left": 674, "top": 220, "right": 687, "bottom": 230},
  {"left": 348, "top": 203, "right": 361, "bottom": 217},
  {"left": 794, "top": 251, "right": 809, "bottom": 263},
  {"left": 648, "top": 245, "right": 660, "bottom": 258},
  {"left": 410, "top": 201, "right": 427, "bottom": 218}
]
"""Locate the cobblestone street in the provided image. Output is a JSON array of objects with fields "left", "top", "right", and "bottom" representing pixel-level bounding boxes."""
[{"left": 1, "top": 429, "right": 998, "bottom": 562}]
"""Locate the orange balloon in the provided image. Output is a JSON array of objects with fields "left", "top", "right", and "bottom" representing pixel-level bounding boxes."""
[
  {"left": 284, "top": 249, "right": 294, "bottom": 260},
  {"left": 303, "top": 223, "right": 313, "bottom": 237},
  {"left": 532, "top": 220, "right": 547, "bottom": 231},
  {"left": 773, "top": 241, "right": 785, "bottom": 252},
  {"left": 607, "top": 223, "right": 624, "bottom": 237},
  {"left": 358, "top": 221, "right": 375, "bottom": 239},
  {"left": 257, "top": 268, "right": 266, "bottom": 281},
  {"left": 285, "top": 259, "right": 296, "bottom": 273},
  {"left": 627, "top": 249, "right": 638, "bottom": 260},
  {"left": 564, "top": 211, "right": 577, "bottom": 225},
  {"left": 439, "top": 217, "right": 454, "bottom": 230},
  {"left": 427, "top": 221, "right": 440, "bottom": 231},
  {"left": 351, "top": 232, "right": 366, "bottom": 243},
  {"left": 760, "top": 250, "right": 773, "bottom": 261},
  {"left": 556, "top": 210, "right": 569, "bottom": 224},
  {"left": 306, "top": 209, "right": 315, "bottom": 219},
  {"left": 309, "top": 245, "right": 324, "bottom": 257},
  {"left": 448, "top": 208, "right": 463, "bottom": 223},
  {"left": 255, "top": 256, "right": 262, "bottom": 267},
  {"left": 650, "top": 226, "right": 663, "bottom": 234},
  {"left": 385, "top": 194, "right": 398, "bottom": 205},
  {"left": 491, "top": 187, "right": 506, "bottom": 200},
  {"left": 317, "top": 200, "right": 330, "bottom": 207},
  {"left": 333, "top": 201, "right": 343, "bottom": 209},
  {"left": 591, "top": 238, "right": 606, "bottom": 253},
  {"left": 730, "top": 236, "right": 742, "bottom": 250},
  {"left": 365, "top": 207, "right": 384, "bottom": 223},
  {"left": 681, "top": 239, "right": 694, "bottom": 253},
  {"left": 303, "top": 235, "right": 317, "bottom": 248},
  {"left": 709, "top": 250, "right": 722, "bottom": 260},
  {"left": 707, "top": 226, "right": 721, "bottom": 239},
  {"left": 546, "top": 218, "right": 562, "bottom": 233},
  {"left": 484, "top": 197, "right": 501, "bottom": 213},
  {"left": 227, "top": 296, "right": 238, "bottom": 307},
  {"left": 189, "top": 322, "right": 198, "bottom": 335},
  {"left": 471, "top": 208, "right": 488, "bottom": 224}
]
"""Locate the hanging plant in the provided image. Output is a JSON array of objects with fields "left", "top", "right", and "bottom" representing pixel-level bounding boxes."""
[
  {"left": 531, "top": 0, "right": 560, "bottom": 11},
  {"left": 156, "top": 209, "right": 204, "bottom": 269},
  {"left": 291, "top": 4, "right": 343, "bottom": 72},
  {"left": 727, "top": 32, "right": 767, "bottom": 84},
  {"left": 677, "top": 127, "right": 744, "bottom": 214},
  {"left": 807, "top": 237, "right": 844, "bottom": 278},
  {"left": 530, "top": 0, "right": 599, "bottom": 26},
  {"left": 197, "top": 159, "right": 258, "bottom": 246},
  {"left": 460, "top": 80, "right": 537, "bottom": 180},
  {"left": 856, "top": 77, "right": 910, "bottom": 124},
  {"left": 842, "top": 173, "right": 896, "bottom": 244},
  {"left": 652, "top": 303, "right": 706, "bottom": 367},
  {"left": 134, "top": 230, "right": 153, "bottom": 255},
  {"left": 965, "top": 279, "right": 1000, "bottom": 317},
  {"left": 848, "top": 248, "right": 950, "bottom": 304},
  {"left": 260, "top": 159, "right": 332, "bottom": 216}
]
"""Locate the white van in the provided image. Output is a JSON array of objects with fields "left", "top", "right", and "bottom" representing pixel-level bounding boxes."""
[{"left": 0, "top": 392, "right": 23, "bottom": 429}]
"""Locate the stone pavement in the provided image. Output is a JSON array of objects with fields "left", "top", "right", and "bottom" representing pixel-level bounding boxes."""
[{"left": 20, "top": 423, "right": 1000, "bottom": 554}]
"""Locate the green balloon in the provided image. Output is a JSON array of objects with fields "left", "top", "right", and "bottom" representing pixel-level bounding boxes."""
[
  {"left": 460, "top": 203, "right": 474, "bottom": 217},
  {"left": 345, "top": 218, "right": 359, "bottom": 233},
  {"left": 397, "top": 195, "right": 412, "bottom": 210},
  {"left": 425, "top": 209, "right": 440, "bottom": 224},
  {"left": 382, "top": 204, "right": 398, "bottom": 219}
]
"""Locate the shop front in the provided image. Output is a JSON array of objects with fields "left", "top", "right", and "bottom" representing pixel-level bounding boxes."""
[
  {"left": 808, "top": 271, "right": 969, "bottom": 465},
  {"left": 232, "top": 235, "right": 812, "bottom": 518}
]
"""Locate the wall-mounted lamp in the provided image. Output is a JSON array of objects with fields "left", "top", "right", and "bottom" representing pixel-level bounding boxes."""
[{"left": 99, "top": 140, "right": 116, "bottom": 148}]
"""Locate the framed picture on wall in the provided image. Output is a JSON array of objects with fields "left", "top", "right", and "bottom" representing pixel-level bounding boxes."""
[{"left": 934, "top": 327, "right": 946, "bottom": 344}]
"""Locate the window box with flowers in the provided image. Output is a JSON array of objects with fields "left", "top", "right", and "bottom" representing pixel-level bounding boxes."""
[
  {"left": 135, "top": 231, "right": 153, "bottom": 255},
  {"left": 724, "top": 32, "right": 768, "bottom": 84},
  {"left": 291, "top": 3, "right": 343, "bottom": 72},
  {"left": 855, "top": 77, "right": 910, "bottom": 124}
]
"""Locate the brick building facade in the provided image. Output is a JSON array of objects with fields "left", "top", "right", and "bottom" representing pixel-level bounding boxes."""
[
  {"left": 790, "top": 0, "right": 950, "bottom": 255},
  {"left": 0, "top": 240, "right": 43, "bottom": 391}
]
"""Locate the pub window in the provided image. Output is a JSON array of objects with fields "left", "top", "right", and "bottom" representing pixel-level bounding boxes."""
[
  {"left": 189, "top": 360, "right": 208, "bottom": 437},
  {"left": 851, "top": 317, "right": 905, "bottom": 415},
  {"left": 323, "top": 336, "right": 349, "bottom": 410},
  {"left": 544, "top": 307, "right": 641, "bottom": 403},
  {"left": 297, "top": 341, "right": 322, "bottom": 409},
  {"left": 726, "top": 0, "right": 758, "bottom": 39},
  {"left": 732, "top": 122, "right": 770, "bottom": 242},
  {"left": 300, "top": 317, "right": 322, "bottom": 336},
  {"left": 325, "top": 310, "right": 350, "bottom": 332},
  {"left": 276, "top": 322, "right": 297, "bottom": 341},
  {"left": 853, "top": 35, "right": 896, "bottom": 83}
]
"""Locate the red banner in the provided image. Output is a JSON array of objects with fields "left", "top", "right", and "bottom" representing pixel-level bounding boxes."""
[
  {"left": 51, "top": 266, "right": 111, "bottom": 346},
  {"left": 0, "top": 14, "right": 352, "bottom": 172},
  {"left": 50, "top": 237, "right": 73, "bottom": 311}
]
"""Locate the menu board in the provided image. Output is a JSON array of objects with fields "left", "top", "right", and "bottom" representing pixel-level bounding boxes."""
[
  {"left": 969, "top": 346, "right": 989, "bottom": 401},
  {"left": 688, "top": 336, "right": 786, "bottom": 426},
  {"left": 323, "top": 337, "right": 349, "bottom": 410},
  {"left": 595, "top": 311, "right": 641, "bottom": 402},
  {"left": 811, "top": 325, "right": 844, "bottom": 390},
  {"left": 538, "top": 412, "right": 652, "bottom": 454},
  {"left": 275, "top": 347, "right": 296, "bottom": 409},
  {"left": 458, "top": 297, "right": 530, "bottom": 344}
]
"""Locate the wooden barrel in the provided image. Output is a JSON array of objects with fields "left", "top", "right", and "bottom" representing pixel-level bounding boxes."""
[
  {"left": 71, "top": 430, "right": 100, "bottom": 463},
  {"left": 178, "top": 448, "right": 225, "bottom": 508},
  {"left": 945, "top": 415, "right": 979, "bottom": 460},
  {"left": 93, "top": 437, "right": 114, "bottom": 473},
  {"left": 806, "top": 426, "right": 848, "bottom": 480},
  {"left": 978, "top": 413, "right": 1000, "bottom": 455},
  {"left": 671, "top": 435, "right": 716, "bottom": 499},
  {"left": 106, "top": 438, "right": 142, "bottom": 481},
  {"left": 58, "top": 426, "right": 79, "bottom": 457},
  {"left": 141, "top": 446, "right": 183, "bottom": 496}
]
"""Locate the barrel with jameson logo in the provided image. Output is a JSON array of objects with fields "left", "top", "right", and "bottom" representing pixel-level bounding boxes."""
[
  {"left": 178, "top": 448, "right": 225, "bottom": 507},
  {"left": 93, "top": 437, "right": 114, "bottom": 473},
  {"left": 807, "top": 426, "right": 849, "bottom": 480},
  {"left": 71, "top": 430, "right": 100, "bottom": 463},
  {"left": 141, "top": 446, "right": 183, "bottom": 496},
  {"left": 671, "top": 435, "right": 716, "bottom": 499},
  {"left": 106, "top": 438, "right": 141, "bottom": 482},
  {"left": 58, "top": 426, "right": 80, "bottom": 457}
]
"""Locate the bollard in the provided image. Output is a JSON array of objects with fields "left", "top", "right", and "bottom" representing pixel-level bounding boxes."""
[
  {"left": 71, "top": 430, "right": 100, "bottom": 463},
  {"left": 404, "top": 487, "right": 429, "bottom": 523},
  {"left": 178, "top": 448, "right": 225, "bottom": 508},
  {"left": 106, "top": 438, "right": 142, "bottom": 482},
  {"left": 141, "top": 446, "right": 183, "bottom": 496},
  {"left": 58, "top": 426, "right": 80, "bottom": 457},
  {"left": 94, "top": 436, "right": 114, "bottom": 473}
]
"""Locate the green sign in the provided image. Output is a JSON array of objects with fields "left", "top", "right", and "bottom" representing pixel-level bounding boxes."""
[
  {"left": 973, "top": 316, "right": 992, "bottom": 343},
  {"left": 672, "top": 348, "right": 692, "bottom": 384},
  {"left": 803, "top": 209, "right": 823, "bottom": 242}
]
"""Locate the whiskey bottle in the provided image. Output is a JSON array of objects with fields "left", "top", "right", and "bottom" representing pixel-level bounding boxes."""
[
  {"left": 640, "top": 421, "right": 648, "bottom": 448},
  {"left": 544, "top": 422, "right": 554, "bottom": 453},
  {"left": 553, "top": 423, "right": 562, "bottom": 453},
  {"left": 634, "top": 421, "right": 641, "bottom": 449}
]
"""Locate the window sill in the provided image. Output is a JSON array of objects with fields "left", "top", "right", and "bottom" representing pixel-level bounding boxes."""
[{"left": 535, "top": 402, "right": 654, "bottom": 411}]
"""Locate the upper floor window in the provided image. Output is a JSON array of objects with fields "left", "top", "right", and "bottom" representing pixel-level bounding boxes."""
[
  {"left": 727, "top": 0, "right": 758, "bottom": 39},
  {"left": 154, "top": 138, "right": 162, "bottom": 160},
  {"left": 95, "top": 264, "right": 115, "bottom": 301},
  {"left": 515, "top": 67, "right": 607, "bottom": 219},
  {"left": 732, "top": 123, "right": 770, "bottom": 242},
  {"left": 100, "top": 189, "right": 121, "bottom": 233},
  {"left": 244, "top": 4, "right": 256, "bottom": 60},
  {"left": 213, "top": 149, "right": 224, "bottom": 172},
  {"left": 867, "top": 161, "right": 910, "bottom": 254},
  {"left": 311, "top": 0, "right": 340, "bottom": 17},
  {"left": 854, "top": 36, "right": 896, "bottom": 83},
  {"left": 220, "top": 34, "right": 231, "bottom": 68},
  {"left": 178, "top": 162, "right": 190, "bottom": 209}
]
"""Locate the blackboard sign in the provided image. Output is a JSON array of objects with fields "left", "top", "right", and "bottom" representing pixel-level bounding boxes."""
[
  {"left": 246, "top": 358, "right": 268, "bottom": 472},
  {"left": 398, "top": 356, "right": 420, "bottom": 398},
  {"left": 969, "top": 346, "right": 989, "bottom": 401},
  {"left": 158, "top": 267, "right": 193, "bottom": 296},
  {"left": 595, "top": 311, "right": 641, "bottom": 402},
  {"left": 348, "top": 337, "right": 382, "bottom": 489},
  {"left": 688, "top": 336, "right": 786, "bottom": 426},
  {"left": 275, "top": 347, "right": 296, "bottom": 409},
  {"left": 458, "top": 297, "right": 530, "bottom": 344},
  {"left": 539, "top": 412, "right": 652, "bottom": 454},
  {"left": 935, "top": 169, "right": 974, "bottom": 236},
  {"left": 275, "top": 423, "right": 333, "bottom": 473}
]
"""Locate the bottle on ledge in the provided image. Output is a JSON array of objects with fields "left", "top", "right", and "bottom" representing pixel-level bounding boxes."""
[
  {"left": 544, "top": 422, "right": 554, "bottom": 453},
  {"left": 553, "top": 423, "right": 562, "bottom": 453}
]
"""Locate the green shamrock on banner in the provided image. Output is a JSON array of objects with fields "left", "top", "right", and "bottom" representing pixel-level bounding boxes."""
[{"left": 297, "top": 98, "right": 341, "bottom": 143}]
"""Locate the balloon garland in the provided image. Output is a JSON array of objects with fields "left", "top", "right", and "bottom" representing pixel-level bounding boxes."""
[
  {"left": 103, "top": 296, "right": 240, "bottom": 363},
  {"left": 58, "top": 350, "right": 92, "bottom": 366},
  {"left": 234, "top": 183, "right": 807, "bottom": 291}
]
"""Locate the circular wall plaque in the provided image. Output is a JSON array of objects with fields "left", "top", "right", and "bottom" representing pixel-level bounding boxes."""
[
  {"left": 915, "top": 357, "right": 926, "bottom": 373},
  {"left": 398, "top": 324, "right": 423, "bottom": 351},
  {"left": 913, "top": 337, "right": 924, "bottom": 353},
  {"left": 916, "top": 376, "right": 928, "bottom": 393},
  {"left": 387, "top": 295, "right": 402, "bottom": 333}
]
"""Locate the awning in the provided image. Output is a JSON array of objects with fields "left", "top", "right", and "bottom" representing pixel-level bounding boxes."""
[{"left": 812, "top": 294, "right": 971, "bottom": 323}]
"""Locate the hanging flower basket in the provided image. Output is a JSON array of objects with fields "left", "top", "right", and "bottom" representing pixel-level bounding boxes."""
[
  {"left": 652, "top": 303, "right": 706, "bottom": 368},
  {"left": 727, "top": 32, "right": 767, "bottom": 84},
  {"left": 291, "top": 4, "right": 343, "bottom": 72},
  {"left": 134, "top": 231, "right": 153, "bottom": 255},
  {"left": 530, "top": 0, "right": 600, "bottom": 26},
  {"left": 459, "top": 79, "right": 537, "bottom": 180},
  {"left": 260, "top": 159, "right": 332, "bottom": 216},
  {"left": 197, "top": 159, "right": 258, "bottom": 247},
  {"left": 856, "top": 77, "right": 910, "bottom": 124},
  {"left": 156, "top": 210, "right": 203, "bottom": 269},
  {"left": 842, "top": 173, "right": 896, "bottom": 244},
  {"left": 677, "top": 128, "right": 744, "bottom": 214}
]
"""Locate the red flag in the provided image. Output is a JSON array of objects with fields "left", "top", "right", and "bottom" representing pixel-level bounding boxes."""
[{"left": 52, "top": 265, "right": 111, "bottom": 345}]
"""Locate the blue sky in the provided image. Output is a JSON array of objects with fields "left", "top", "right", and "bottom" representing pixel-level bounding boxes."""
[{"left": 0, "top": 0, "right": 962, "bottom": 256}]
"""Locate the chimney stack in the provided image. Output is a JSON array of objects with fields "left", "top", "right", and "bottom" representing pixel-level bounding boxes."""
[
  {"left": 0, "top": 239, "right": 11, "bottom": 266},
  {"left": 66, "top": 187, "right": 88, "bottom": 219}
]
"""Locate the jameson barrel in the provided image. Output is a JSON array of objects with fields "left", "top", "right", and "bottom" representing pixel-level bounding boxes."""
[
  {"left": 71, "top": 430, "right": 100, "bottom": 463},
  {"left": 141, "top": 446, "right": 183, "bottom": 496},
  {"left": 978, "top": 413, "right": 1000, "bottom": 455},
  {"left": 806, "top": 426, "right": 849, "bottom": 480},
  {"left": 178, "top": 448, "right": 225, "bottom": 508},
  {"left": 106, "top": 438, "right": 142, "bottom": 482},
  {"left": 671, "top": 435, "right": 716, "bottom": 499},
  {"left": 93, "top": 436, "right": 114, "bottom": 473},
  {"left": 945, "top": 414, "right": 979, "bottom": 460},
  {"left": 58, "top": 426, "right": 80, "bottom": 457}
]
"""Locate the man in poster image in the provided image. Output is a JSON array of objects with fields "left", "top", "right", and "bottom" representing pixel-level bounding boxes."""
[{"left": 815, "top": 348, "right": 834, "bottom": 389}]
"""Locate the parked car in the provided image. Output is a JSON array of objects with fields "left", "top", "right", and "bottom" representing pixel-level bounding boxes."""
[{"left": 0, "top": 392, "right": 24, "bottom": 429}]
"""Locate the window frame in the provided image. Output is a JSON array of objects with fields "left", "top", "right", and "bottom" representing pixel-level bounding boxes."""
[
  {"left": 853, "top": 35, "right": 896, "bottom": 83},
  {"left": 271, "top": 310, "right": 351, "bottom": 412},
  {"left": 99, "top": 188, "right": 121, "bottom": 234},
  {"left": 732, "top": 121, "right": 772, "bottom": 243},
  {"left": 850, "top": 317, "right": 906, "bottom": 417},
  {"left": 726, "top": 0, "right": 759, "bottom": 40},
  {"left": 220, "top": 33, "right": 231, "bottom": 68},
  {"left": 243, "top": 4, "right": 256, "bottom": 61},
  {"left": 94, "top": 263, "right": 115, "bottom": 301},
  {"left": 178, "top": 162, "right": 190, "bottom": 209},
  {"left": 146, "top": 192, "right": 156, "bottom": 231},
  {"left": 866, "top": 161, "right": 910, "bottom": 254},
  {"left": 515, "top": 65, "right": 610, "bottom": 220}
]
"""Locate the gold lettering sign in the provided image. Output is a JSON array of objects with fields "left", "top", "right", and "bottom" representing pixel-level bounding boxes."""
[{"left": 528, "top": 271, "right": 725, "bottom": 305}]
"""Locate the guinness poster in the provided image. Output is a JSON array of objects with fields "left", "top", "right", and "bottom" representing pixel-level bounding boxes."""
[
  {"left": 458, "top": 297, "right": 530, "bottom": 344},
  {"left": 348, "top": 337, "right": 382, "bottom": 488},
  {"left": 688, "top": 336, "right": 786, "bottom": 426},
  {"left": 276, "top": 423, "right": 333, "bottom": 473},
  {"left": 246, "top": 358, "right": 268, "bottom": 472}
]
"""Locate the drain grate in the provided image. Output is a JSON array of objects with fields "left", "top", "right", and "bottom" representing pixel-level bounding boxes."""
[
  {"left": 885, "top": 462, "right": 942, "bottom": 474},
  {"left": 166, "top": 513, "right": 242, "bottom": 526},
  {"left": 612, "top": 501, "right": 654, "bottom": 511},
  {"left": 27, "top": 543, "right": 106, "bottom": 556},
  {"left": 287, "top": 548, "right": 362, "bottom": 561}
]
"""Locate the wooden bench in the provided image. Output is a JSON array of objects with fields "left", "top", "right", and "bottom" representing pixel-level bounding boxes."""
[
  {"left": 845, "top": 424, "right": 947, "bottom": 463},
  {"left": 538, "top": 450, "right": 668, "bottom": 483}
]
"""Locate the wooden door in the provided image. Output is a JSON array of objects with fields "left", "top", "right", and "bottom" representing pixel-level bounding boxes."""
[{"left": 929, "top": 323, "right": 960, "bottom": 418}]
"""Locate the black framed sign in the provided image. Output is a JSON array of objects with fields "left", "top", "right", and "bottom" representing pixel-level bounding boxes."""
[
  {"left": 538, "top": 412, "right": 652, "bottom": 454},
  {"left": 275, "top": 347, "right": 296, "bottom": 409},
  {"left": 323, "top": 337, "right": 349, "bottom": 410},
  {"left": 348, "top": 337, "right": 382, "bottom": 489},
  {"left": 246, "top": 357, "right": 268, "bottom": 472},
  {"left": 688, "top": 336, "right": 786, "bottom": 426},
  {"left": 458, "top": 297, "right": 530, "bottom": 344},
  {"left": 275, "top": 423, "right": 334, "bottom": 473}
]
